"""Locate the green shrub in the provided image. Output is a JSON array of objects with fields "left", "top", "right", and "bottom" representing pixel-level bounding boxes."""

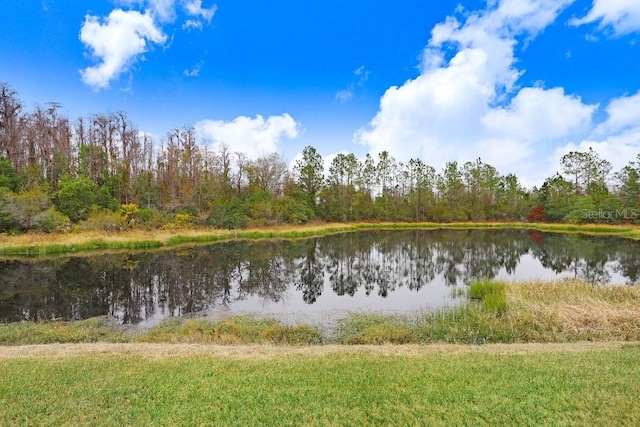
[
  {"left": 33, "top": 206, "right": 70, "bottom": 232},
  {"left": 1, "top": 185, "right": 52, "bottom": 231},
  {"left": 208, "top": 197, "right": 247, "bottom": 229},
  {"left": 82, "top": 206, "right": 126, "bottom": 231},
  {"left": 277, "top": 196, "right": 314, "bottom": 224},
  {"left": 134, "top": 207, "right": 166, "bottom": 229},
  {"left": 57, "top": 175, "right": 98, "bottom": 222}
]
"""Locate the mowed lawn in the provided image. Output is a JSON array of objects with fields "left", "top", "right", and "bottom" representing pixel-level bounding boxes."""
[{"left": 0, "top": 343, "right": 638, "bottom": 426}]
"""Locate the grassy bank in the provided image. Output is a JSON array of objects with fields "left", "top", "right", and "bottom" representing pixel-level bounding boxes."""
[
  {"left": 337, "top": 279, "right": 640, "bottom": 344},
  {"left": 2, "top": 279, "right": 639, "bottom": 345},
  {"left": 0, "top": 316, "right": 323, "bottom": 346},
  {"left": 0, "top": 343, "right": 638, "bottom": 425},
  {"left": 0, "top": 221, "right": 639, "bottom": 257}
]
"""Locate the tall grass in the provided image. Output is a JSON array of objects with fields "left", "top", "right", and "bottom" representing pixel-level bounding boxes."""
[
  {"left": 137, "top": 317, "right": 323, "bottom": 345},
  {"left": 0, "top": 318, "right": 127, "bottom": 345},
  {"left": 0, "top": 316, "right": 323, "bottom": 346},
  {"left": 334, "top": 313, "right": 417, "bottom": 344},
  {"left": 334, "top": 279, "right": 640, "bottom": 344},
  {"left": 507, "top": 279, "right": 640, "bottom": 342}
]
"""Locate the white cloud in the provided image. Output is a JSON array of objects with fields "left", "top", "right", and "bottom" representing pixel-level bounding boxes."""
[
  {"left": 335, "top": 89, "right": 354, "bottom": 104},
  {"left": 594, "top": 91, "right": 640, "bottom": 135},
  {"left": 117, "top": 0, "right": 177, "bottom": 22},
  {"left": 570, "top": 0, "right": 640, "bottom": 35},
  {"left": 335, "top": 66, "right": 369, "bottom": 103},
  {"left": 184, "top": 0, "right": 217, "bottom": 22},
  {"left": 355, "top": 0, "right": 602, "bottom": 187},
  {"left": 483, "top": 87, "right": 595, "bottom": 143},
  {"left": 148, "top": 0, "right": 177, "bottom": 22},
  {"left": 80, "top": 1, "right": 217, "bottom": 89},
  {"left": 184, "top": 60, "right": 204, "bottom": 77},
  {"left": 195, "top": 114, "right": 302, "bottom": 159},
  {"left": 80, "top": 9, "right": 167, "bottom": 90},
  {"left": 182, "top": 0, "right": 217, "bottom": 30},
  {"left": 182, "top": 19, "right": 203, "bottom": 31},
  {"left": 354, "top": 66, "right": 370, "bottom": 85}
]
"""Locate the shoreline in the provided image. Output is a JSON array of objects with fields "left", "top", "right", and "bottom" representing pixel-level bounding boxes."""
[{"left": 0, "top": 221, "right": 638, "bottom": 257}]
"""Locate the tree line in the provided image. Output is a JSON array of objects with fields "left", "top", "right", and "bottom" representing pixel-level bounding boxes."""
[{"left": 1, "top": 82, "right": 639, "bottom": 232}]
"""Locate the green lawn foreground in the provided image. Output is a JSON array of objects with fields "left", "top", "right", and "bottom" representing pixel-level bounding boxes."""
[{"left": 0, "top": 343, "right": 638, "bottom": 426}]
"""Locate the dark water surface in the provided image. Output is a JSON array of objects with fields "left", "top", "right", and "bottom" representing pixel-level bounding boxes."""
[{"left": 1, "top": 229, "right": 639, "bottom": 325}]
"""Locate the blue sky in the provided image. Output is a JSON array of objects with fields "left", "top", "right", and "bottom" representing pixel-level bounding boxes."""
[{"left": 1, "top": 0, "right": 640, "bottom": 186}]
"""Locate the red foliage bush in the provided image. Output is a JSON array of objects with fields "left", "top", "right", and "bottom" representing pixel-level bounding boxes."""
[{"left": 527, "top": 205, "right": 547, "bottom": 222}]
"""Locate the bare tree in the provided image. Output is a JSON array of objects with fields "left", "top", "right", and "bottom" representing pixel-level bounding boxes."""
[
  {"left": 246, "top": 152, "right": 288, "bottom": 197},
  {"left": 233, "top": 152, "right": 249, "bottom": 197},
  {"left": 0, "top": 83, "right": 24, "bottom": 167}
]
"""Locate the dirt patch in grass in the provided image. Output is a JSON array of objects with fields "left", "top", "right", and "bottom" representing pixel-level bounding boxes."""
[{"left": 0, "top": 341, "right": 635, "bottom": 360}]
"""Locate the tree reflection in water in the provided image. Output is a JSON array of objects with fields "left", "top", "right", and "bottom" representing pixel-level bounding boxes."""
[{"left": 0, "top": 229, "right": 638, "bottom": 323}]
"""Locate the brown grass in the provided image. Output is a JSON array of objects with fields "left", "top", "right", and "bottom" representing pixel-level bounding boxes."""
[
  {"left": 0, "top": 229, "right": 216, "bottom": 247},
  {"left": 508, "top": 279, "right": 640, "bottom": 341}
]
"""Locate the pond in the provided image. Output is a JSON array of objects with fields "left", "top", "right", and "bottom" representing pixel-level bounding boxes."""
[{"left": 1, "top": 229, "right": 639, "bottom": 326}]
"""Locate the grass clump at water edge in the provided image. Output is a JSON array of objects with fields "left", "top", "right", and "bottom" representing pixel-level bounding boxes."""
[
  {"left": 136, "top": 316, "right": 323, "bottom": 345},
  {"left": 469, "top": 278, "right": 507, "bottom": 314},
  {"left": 0, "top": 316, "right": 323, "bottom": 346},
  {"left": 0, "top": 317, "right": 128, "bottom": 345},
  {"left": 334, "top": 313, "right": 417, "bottom": 344}
]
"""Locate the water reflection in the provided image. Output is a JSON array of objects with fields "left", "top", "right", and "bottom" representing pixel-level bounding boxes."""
[{"left": 0, "top": 229, "right": 638, "bottom": 324}]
